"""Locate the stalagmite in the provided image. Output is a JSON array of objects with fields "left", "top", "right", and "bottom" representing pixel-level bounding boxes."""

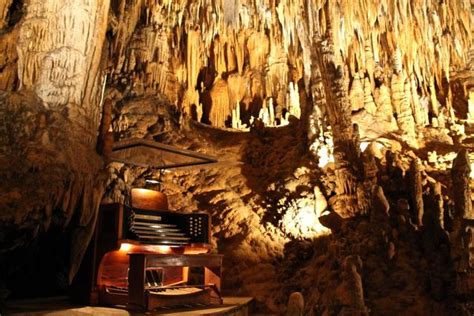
[
  {"left": 452, "top": 149, "right": 473, "bottom": 220},
  {"left": 371, "top": 185, "right": 390, "bottom": 221},
  {"left": 268, "top": 98, "right": 276, "bottom": 126},
  {"left": 336, "top": 255, "right": 369, "bottom": 315},
  {"left": 409, "top": 158, "right": 424, "bottom": 227},
  {"left": 258, "top": 103, "right": 270, "bottom": 126},
  {"left": 450, "top": 149, "right": 474, "bottom": 299},
  {"left": 1, "top": 0, "right": 474, "bottom": 312},
  {"left": 288, "top": 82, "right": 301, "bottom": 119},
  {"left": 232, "top": 102, "right": 242, "bottom": 129},
  {"left": 426, "top": 182, "right": 445, "bottom": 230},
  {"left": 286, "top": 292, "right": 304, "bottom": 316},
  {"left": 468, "top": 91, "right": 474, "bottom": 122}
]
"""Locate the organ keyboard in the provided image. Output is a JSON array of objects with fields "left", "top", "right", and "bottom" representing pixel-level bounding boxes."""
[{"left": 71, "top": 188, "right": 222, "bottom": 311}]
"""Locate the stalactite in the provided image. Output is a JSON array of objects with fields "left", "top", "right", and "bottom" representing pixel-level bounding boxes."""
[
  {"left": 349, "top": 73, "right": 364, "bottom": 112},
  {"left": 100, "top": 0, "right": 472, "bottom": 131},
  {"left": 209, "top": 78, "right": 231, "bottom": 127},
  {"left": 429, "top": 77, "right": 440, "bottom": 119},
  {"left": 182, "top": 27, "right": 203, "bottom": 115},
  {"left": 227, "top": 73, "right": 246, "bottom": 109},
  {"left": 0, "top": 0, "right": 13, "bottom": 29},
  {"left": 410, "top": 75, "right": 428, "bottom": 126},
  {"left": 0, "top": 29, "right": 18, "bottom": 91},
  {"left": 363, "top": 77, "right": 377, "bottom": 115},
  {"left": 374, "top": 83, "right": 394, "bottom": 122},
  {"left": 391, "top": 68, "right": 417, "bottom": 146},
  {"left": 96, "top": 98, "right": 113, "bottom": 160},
  {"left": 364, "top": 41, "right": 375, "bottom": 92}
]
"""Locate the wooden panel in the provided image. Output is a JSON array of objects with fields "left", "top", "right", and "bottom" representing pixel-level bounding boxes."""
[
  {"left": 128, "top": 254, "right": 147, "bottom": 310},
  {"left": 131, "top": 188, "right": 168, "bottom": 210},
  {"left": 205, "top": 265, "right": 222, "bottom": 292}
]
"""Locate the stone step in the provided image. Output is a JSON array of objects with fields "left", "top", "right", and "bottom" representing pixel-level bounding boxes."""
[{"left": 5, "top": 296, "right": 254, "bottom": 316}]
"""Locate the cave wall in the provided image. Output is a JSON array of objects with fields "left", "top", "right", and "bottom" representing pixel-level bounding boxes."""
[
  {"left": 0, "top": 0, "right": 473, "bottom": 314},
  {"left": 0, "top": 0, "right": 111, "bottom": 295}
]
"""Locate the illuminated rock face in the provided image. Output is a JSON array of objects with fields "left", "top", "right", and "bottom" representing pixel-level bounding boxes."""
[
  {"left": 0, "top": 0, "right": 110, "bottom": 290},
  {"left": 104, "top": 0, "right": 472, "bottom": 132},
  {"left": 1, "top": 0, "right": 474, "bottom": 314}
]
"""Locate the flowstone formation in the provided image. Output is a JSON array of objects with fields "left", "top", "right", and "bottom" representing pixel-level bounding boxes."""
[
  {"left": 0, "top": 0, "right": 474, "bottom": 314},
  {"left": 0, "top": 0, "right": 110, "bottom": 297}
]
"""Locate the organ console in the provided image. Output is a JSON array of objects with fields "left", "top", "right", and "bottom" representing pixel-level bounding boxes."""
[{"left": 72, "top": 188, "right": 222, "bottom": 311}]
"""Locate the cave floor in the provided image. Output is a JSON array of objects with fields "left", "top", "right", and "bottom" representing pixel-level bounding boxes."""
[{"left": 4, "top": 296, "right": 254, "bottom": 315}]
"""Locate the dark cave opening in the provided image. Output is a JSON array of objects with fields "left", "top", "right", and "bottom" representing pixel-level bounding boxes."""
[{"left": 0, "top": 225, "right": 71, "bottom": 299}]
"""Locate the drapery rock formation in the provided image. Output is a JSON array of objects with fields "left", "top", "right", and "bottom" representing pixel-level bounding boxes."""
[
  {"left": 1, "top": 0, "right": 474, "bottom": 314},
  {"left": 0, "top": 0, "right": 111, "bottom": 293}
]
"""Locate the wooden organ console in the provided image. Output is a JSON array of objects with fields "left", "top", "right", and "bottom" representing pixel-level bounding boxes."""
[{"left": 72, "top": 188, "right": 222, "bottom": 311}]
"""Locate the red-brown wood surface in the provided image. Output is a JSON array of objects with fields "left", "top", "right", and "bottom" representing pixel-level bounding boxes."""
[{"left": 131, "top": 188, "right": 168, "bottom": 210}]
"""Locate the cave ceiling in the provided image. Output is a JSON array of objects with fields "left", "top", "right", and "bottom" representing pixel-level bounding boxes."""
[{"left": 0, "top": 0, "right": 474, "bottom": 314}]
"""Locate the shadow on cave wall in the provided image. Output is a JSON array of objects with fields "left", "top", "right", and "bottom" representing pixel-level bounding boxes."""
[
  {"left": 0, "top": 221, "right": 72, "bottom": 301},
  {"left": 240, "top": 117, "right": 313, "bottom": 227}
]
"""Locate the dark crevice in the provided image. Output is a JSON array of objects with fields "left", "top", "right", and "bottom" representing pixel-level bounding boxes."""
[{"left": 6, "top": 0, "right": 24, "bottom": 28}]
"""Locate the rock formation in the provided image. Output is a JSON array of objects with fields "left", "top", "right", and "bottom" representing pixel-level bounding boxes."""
[
  {"left": 0, "top": 0, "right": 474, "bottom": 314},
  {"left": 451, "top": 149, "right": 474, "bottom": 301}
]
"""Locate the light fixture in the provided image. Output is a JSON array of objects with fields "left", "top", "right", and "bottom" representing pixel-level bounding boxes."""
[
  {"left": 145, "top": 179, "right": 161, "bottom": 184},
  {"left": 120, "top": 243, "right": 133, "bottom": 252}
]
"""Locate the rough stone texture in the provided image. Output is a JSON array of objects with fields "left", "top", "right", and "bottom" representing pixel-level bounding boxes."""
[
  {"left": 286, "top": 292, "right": 304, "bottom": 316},
  {"left": 451, "top": 149, "right": 474, "bottom": 301},
  {"left": 0, "top": 0, "right": 111, "bottom": 296},
  {"left": 312, "top": 29, "right": 362, "bottom": 218},
  {"left": 409, "top": 158, "right": 424, "bottom": 227},
  {"left": 0, "top": 0, "right": 474, "bottom": 315},
  {"left": 0, "top": 91, "right": 105, "bottom": 289},
  {"left": 102, "top": 0, "right": 472, "bottom": 130}
]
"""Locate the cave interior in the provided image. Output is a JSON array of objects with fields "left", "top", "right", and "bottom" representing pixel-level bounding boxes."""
[{"left": 0, "top": 0, "right": 474, "bottom": 315}]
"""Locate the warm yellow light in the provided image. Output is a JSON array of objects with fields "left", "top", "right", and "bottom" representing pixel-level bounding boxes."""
[
  {"left": 280, "top": 199, "right": 330, "bottom": 239},
  {"left": 317, "top": 145, "right": 334, "bottom": 168},
  {"left": 156, "top": 245, "right": 171, "bottom": 253},
  {"left": 120, "top": 243, "right": 133, "bottom": 252}
]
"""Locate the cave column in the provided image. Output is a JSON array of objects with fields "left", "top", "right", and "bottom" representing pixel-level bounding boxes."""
[
  {"left": 17, "top": 0, "right": 110, "bottom": 129},
  {"left": 311, "top": 30, "right": 362, "bottom": 218},
  {"left": 15, "top": 0, "right": 111, "bottom": 282}
]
